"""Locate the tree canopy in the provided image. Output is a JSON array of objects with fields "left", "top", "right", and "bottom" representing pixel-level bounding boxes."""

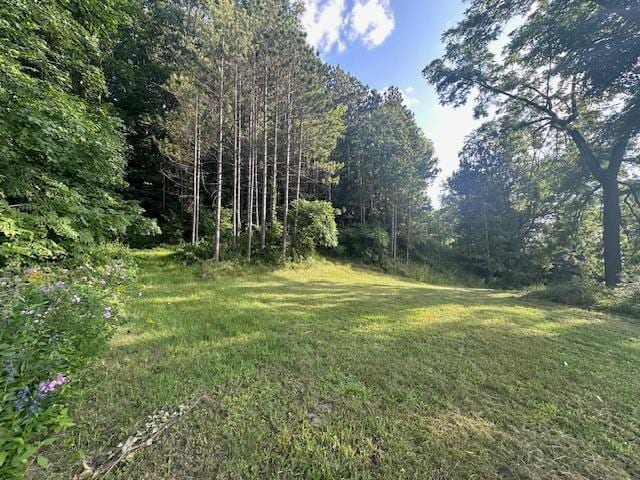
[{"left": 425, "top": 0, "right": 640, "bottom": 286}]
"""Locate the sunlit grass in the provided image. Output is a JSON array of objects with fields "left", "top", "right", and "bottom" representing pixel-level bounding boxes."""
[{"left": 31, "top": 249, "right": 640, "bottom": 479}]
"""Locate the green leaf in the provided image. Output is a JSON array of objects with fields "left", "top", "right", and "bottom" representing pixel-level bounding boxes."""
[{"left": 36, "top": 455, "right": 49, "bottom": 469}]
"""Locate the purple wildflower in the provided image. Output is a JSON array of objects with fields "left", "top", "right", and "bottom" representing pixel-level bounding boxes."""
[
  {"left": 40, "top": 285, "right": 53, "bottom": 294},
  {"left": 54, "top": 280, "right": 65, "bottom": 289},
  {"left": 15, "top": 387, "right": 35, "bottom": 413},
  {"left": 103, "top": 306, "right": 112, "bottom": 319},
  {"left": 25, "top": 267, "right": 37, "bottom": 275},
  {"left": 38, "top": 373, "right": 68, "bottom": 394}
]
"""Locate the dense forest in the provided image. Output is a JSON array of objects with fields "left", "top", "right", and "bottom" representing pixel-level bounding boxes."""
[
  {"left": 1, "top": 0, "right": 639, "bottom": 477},
  {"left": 1, "top": 0, "right": 437, "bottom": 269}
]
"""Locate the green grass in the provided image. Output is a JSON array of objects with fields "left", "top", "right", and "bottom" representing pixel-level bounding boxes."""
[{"left": 30, "top": 249, "right": 640, "bottom": 479}]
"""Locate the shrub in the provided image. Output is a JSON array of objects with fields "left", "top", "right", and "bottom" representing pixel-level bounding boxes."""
[
  {"left": 290, "top": 200, "right": 338, "bottom": 258},
  {"left": 173, "top": 239, "right": 213, "bottom": 265},
  {"left": 0, "top": 254, "right": 135, "bottom": 478},
  {"left": 526, "top": 278, "right": 599, "bottom": 308},
  {"left": 596, "top": 276, "right": 640, "bottom": 317},
  {"left": 526, "top": 274, "right": 640, "bottom": 317},
  {"left": 339, "top": 225, "right": 389, "bottom": 265}
]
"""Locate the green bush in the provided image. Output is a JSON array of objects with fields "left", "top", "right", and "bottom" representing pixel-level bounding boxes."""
[
  {"left": 339, "top": 225, "right": 389, "bottom": 265},
  {"left": 385, "top": 261, "right": 484, "bottom": 287},
  {"left": 173, "top": 239, "right": 213, "bottom": 265},
  {"left": 290, "top": 200, "right": 338, "bottom": 258},
  {"left": 596, "top": 276, "right": 640, "bottom": 317},
  {"left": 0, "top": 254, "right": 135, "bottom": 478},
  {"left": 526, "top": 278, "right": 599, "bottom": 308},
  {"left": 525, "top": 276, "right": 640, "bottom": 317}
]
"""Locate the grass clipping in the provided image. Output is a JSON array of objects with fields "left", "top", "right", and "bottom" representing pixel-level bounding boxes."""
[{"left": 73, "top": 394, "right": 213, "bottom": 479}]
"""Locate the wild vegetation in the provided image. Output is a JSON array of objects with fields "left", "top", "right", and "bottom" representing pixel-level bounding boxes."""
[{"left": 0, "top": 0, "right": 638, "bottom": 478}]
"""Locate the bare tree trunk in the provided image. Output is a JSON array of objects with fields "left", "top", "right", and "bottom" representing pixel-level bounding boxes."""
[
  {"left": 213, "top": 46, "right": 224, "bottom": 262},
  {"left": 292, "top": 121, "right": 303, "bottom": 244},
  {"left": 254, "top": 151, "right": 260, "bottom": 228},
  {"left": 406, "top": 206, "right": 411, "bottom": 266},
  {"left": 482, "top": 199, "right": 491, "bottom": 278},
  {"left": 232, "top": 64, "right": 238, "bottom": 250},
  {"left": 358, "top": 158, "right": 365, "bottom": 224},
  {"left": 246, "top": 70, "right": 255, "bottom": 262},
  {"left": 281, "top": 72, "right": 292, "bottom": 259},
  {"left": 391, "top": 203, "right": 396, "bottom": 263},
  {"left": 191, "top": 96, "right": 199, "bottom": 245},
  {"left": 237, "top": 80, "right": 243, "bottom": 247},
  {"left": 260, "top": 60, "right": 269, "bottom": 248},
  {"left": 195, "top": 119, "right": 201, "bottom": 243},
  {"left": 271, "top": 87, "right": 279, "bottom": 224},
  {"left": 391, "top": 203, "right": 397, "bottom": 263}
]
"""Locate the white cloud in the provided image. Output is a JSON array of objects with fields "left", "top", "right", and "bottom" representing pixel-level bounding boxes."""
[
  {"left": 301, "top": 0, "right": 348, "bottom": 53},
  {"left": 301, "top": 0, "right": 395, "bottom": 53},
  {"left": 349, "top": 0, "right": 395, "bottom": 48},
  {"left": 400, "top": 87, "right": 419, "bottom": 108}
]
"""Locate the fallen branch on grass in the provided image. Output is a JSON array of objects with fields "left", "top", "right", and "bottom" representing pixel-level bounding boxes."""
[{"left": 73, "top": 393, "right": 213, "bottom": 479}]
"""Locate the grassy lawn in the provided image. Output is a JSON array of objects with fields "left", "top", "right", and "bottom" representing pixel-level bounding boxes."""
[{"left": 31, "top": 250, "right": 640, "bottom": 479}]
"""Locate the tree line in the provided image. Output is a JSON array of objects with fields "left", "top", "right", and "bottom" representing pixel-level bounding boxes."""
[
  {"left": 0, "top": 0, "right": 437, "bottom": 267},
  {"left": 2, "top": 0, "right": 635, "bottom": 291}
]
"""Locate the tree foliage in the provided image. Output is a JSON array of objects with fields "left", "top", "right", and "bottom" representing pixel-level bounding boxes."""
[
  {"left": 424, "top": 0, "right": 640, "bottom": 286},
  {"left": 0, "top": 0, "right": 155, "bottom": 265}
]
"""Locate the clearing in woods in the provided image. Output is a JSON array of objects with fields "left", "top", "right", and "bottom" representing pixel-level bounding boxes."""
[{"left": 32, "top": 250, "right": 640, "bottom": 479}]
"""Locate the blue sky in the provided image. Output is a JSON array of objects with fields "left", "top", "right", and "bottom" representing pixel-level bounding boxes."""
[{"left": 301, "top": 0, "right": 482, "bottom": 205}]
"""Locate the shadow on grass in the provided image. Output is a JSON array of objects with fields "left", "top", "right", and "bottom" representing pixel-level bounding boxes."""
[{"left": 31, "top": 255, "right": 640, "bottom": 480}]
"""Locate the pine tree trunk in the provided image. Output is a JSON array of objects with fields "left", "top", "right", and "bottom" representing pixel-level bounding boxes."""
[
  {"left": 214, "top": 47, "right": 224, "bottom": 262},
  {"left": 293, "top": 121, "right": 303, "bottom": 244},
  {"left": 237, "top": 80, "right": 243, "bottom": 247},
  {"left": 260, "top": 60, "right": 269, "bottom": 249},
  {"left": 271, "top": 89, "right": 279, "bottom": 224},
  {"left": 406, "top": 210, "right": 410, "bottom": 266},
  {"left": 191, "top": 96, "right": 199, "bottom": 245},
  {"left": 358, "top": 159, "right": 365, "bottom": 224},
  {"left": 254, "top": 151, "right": 259, "bottom": 228},
  {"left": 232, "top": 64, "right": 238, "bottom": 250},
  {"left": 195, "top": 120, "right": 201, "bottom": 243},
  {"left": 602, "top": 176, "right": 622, "bottom": 287},
  {"left": 281, "top": 72, "right": 292, "bottom": 259},
  {"left": 246, "top": 70, "right": 255, "bottom": 262},
  {"left": 391, "top": 203, "right": 397, "bottom": 263},
  {"left": 482, "top": 199, "right": 491, "bottom": 278}
]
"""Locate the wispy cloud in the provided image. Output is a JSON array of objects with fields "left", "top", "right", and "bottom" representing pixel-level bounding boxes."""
[{"left": 301, "top": 0, "right": 395, "bottom": 53}]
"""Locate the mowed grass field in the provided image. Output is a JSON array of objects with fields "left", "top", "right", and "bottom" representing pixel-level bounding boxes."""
[{"left": 31, "top": 250, "right": 640, "bottom": 479}]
